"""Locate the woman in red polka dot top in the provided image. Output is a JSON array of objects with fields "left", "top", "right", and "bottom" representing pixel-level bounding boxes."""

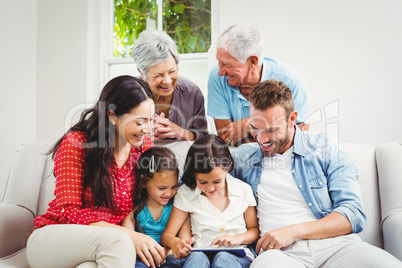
[{"left": 26, "top": 76, "right": 166, "bottom": 268}]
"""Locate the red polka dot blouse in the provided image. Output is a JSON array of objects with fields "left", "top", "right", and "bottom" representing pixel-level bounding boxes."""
[{"left": 33, "top": 131, "right": 153, "bottom": 229}]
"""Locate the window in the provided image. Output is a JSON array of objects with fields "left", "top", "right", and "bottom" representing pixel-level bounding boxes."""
[
  {"left": 87, "top": 0, "right": 216, "bottom": 132},
  {"left": 113, "top": 0, "right": 211, "bottom": 58}
]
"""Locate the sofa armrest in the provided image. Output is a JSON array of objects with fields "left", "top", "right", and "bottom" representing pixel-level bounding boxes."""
[
  {"left": 3, "top": 142, "right": 50, "bottom": 215},
  {"left": 0, "top": 203, "right": 34, "bottom": 258},
  {"left": 376, "top": 141, "right": 402, "bottom": 261},
  {"left": 382, "top": 211, "right": 402, "bottom": 261}
]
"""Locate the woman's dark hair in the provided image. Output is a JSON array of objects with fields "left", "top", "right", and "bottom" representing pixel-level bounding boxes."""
[
  {"left": 181, "top": 134, "right": 234, "bottom": 189},
  {"left": 50, "top": 75, "right": 154, "bottom": 208},
  {"left": 133, "top": 146, "right": 179, "bottom": 231}
]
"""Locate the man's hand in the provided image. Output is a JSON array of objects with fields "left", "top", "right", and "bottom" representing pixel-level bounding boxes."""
[
  {"left": 255, "top": 212, "right": 353, "bottom": 254},
  {"left": 215, "top": 118, "right": 253, "bottom": 146},
  {"left": 297, "top": 122, "right": 310, "bottom": 131},
  {"left": 255, "top": 225, "right": 298, "bottom": 253}
]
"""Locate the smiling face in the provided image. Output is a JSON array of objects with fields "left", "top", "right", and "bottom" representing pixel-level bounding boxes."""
[
  {"left": 144, "top": 57, "right": 178, "bottom": 98},
  {"left": 216, "top": 48, "right": 254, "bottom": 88},
  {"left": 249, "top": 104, "right": 296, "bottom": 157},
  {"left": 195, "top": 167, "right": 227, "bottom": 197},
  {"left": 145, "top": 170, "right": 179, "bottom": 207},
  {"left": 113, "top": 98, "right": 155, "bottom": 147}
]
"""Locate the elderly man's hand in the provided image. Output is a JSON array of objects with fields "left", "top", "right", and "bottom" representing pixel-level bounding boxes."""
[{"left": 220, "top": 118, "right": 252, "bottom": 146}]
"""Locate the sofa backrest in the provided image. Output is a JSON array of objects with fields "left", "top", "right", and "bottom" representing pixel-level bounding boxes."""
[{"left": 27, "top": 141, "right": 383, "bottom": 249}]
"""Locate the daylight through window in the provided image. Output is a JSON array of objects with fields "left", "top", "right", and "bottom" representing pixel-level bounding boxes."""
[{"left": 113, "top": 0, "right": 211, "bottom": 58}]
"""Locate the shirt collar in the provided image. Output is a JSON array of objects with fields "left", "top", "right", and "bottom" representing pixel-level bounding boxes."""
[
  {"left": 191, "top": 186, "right": 202, "bottom": 200},
  {"left": 251, "top": 147, "right": 264, "bottom": 165},
  {"left": 226, "top": 174, "right": 243, "bottom": 197},
  {"left": 260, "top": 59, "right": 267, "bottom": 82},
  {"left": 260, "top": 57, "right": 276, "bottom": 82},
  {"left": 292, "top": 125, "right": 306, "bottom": 157}
]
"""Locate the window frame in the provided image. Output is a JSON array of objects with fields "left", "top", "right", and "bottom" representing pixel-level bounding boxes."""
[{"left": 87, "top": 0, "right": 217, "bottom": 103}]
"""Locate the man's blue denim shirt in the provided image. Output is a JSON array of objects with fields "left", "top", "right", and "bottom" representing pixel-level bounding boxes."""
[{"left": 230, "top": 126, "right": 367, "bottom": 233}]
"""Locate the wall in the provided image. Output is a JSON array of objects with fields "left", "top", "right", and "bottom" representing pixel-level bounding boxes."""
[
  {"left": 0, "top": 0, "right": 37, "bottom": 200},
  {"left": 36, "top": 0, "right": 88, "bottom": 144},
  {"left": 214, "top": 0, "right": 402, "bottom": 145},
  {"left": 1, "top": 0, "right": 89, "bottom": 200}
]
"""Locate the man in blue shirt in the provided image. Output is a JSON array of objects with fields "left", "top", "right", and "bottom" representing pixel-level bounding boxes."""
[
  {"left": 208, "top": 24, "right": 310, "bottom": 146},
  {"left": 231, "top": 80, "right": 402, "bottom": 267}
]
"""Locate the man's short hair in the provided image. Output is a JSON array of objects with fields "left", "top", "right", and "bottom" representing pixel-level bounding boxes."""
[{"left": 250, "top": 79, "right": 294, "bottom": 119}]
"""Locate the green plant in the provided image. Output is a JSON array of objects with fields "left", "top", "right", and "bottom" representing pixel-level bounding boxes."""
[{"left": 114, "top": 0, "right": 211, "bottom": 58}]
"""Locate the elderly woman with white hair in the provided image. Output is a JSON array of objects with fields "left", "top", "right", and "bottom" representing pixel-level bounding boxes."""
[{"left": 132, "top": 30, "right": 208, "bottom": 142}]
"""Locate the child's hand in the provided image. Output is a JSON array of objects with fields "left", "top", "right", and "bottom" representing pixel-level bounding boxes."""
[
  {"left": 171, "top": 237, "right": 195, "bottom": 259},
  {"left": 166, "top": 247, "right": 173, "bottom": 257},
  {"left": 211, "top": 234, "right": 242, "bottom": 247}
]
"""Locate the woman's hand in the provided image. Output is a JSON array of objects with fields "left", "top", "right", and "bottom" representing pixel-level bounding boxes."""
[
  {"left": 89, "top": 221, "right": 166, "bottom": 268},
  {"left": 153, "top": 113, "right": 176, "bottom": 141},
  {"left": 152, "top": 113, "right": 195, "bottom": 141},
  {"left": 211, "top": 234, "right": 242, "bottom": 248},
  {"left": 131, "top": 231, "right": 166, "bottom": 268}
]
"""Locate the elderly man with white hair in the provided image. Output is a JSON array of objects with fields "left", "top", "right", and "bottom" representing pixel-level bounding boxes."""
[{"left": 208, "top": 24, "right": 310, "bottom": 146}]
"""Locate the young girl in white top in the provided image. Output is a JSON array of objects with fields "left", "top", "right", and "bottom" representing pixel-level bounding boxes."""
[
  {"left": 122, "top": 146, "right": 190, "bottom": 268},
  {"left": 161, "top": 134, "right": 259, "bottom": 268}
]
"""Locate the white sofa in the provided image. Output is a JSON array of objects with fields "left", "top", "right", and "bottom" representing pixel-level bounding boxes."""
[{"left": 1, "top": 140, "right": 401, "bottom": 267}]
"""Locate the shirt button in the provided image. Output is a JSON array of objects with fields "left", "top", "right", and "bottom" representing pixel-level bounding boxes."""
[
  {"left": 299, "top": 185, "right": 303, "bottom": 189},
  {"left": 319, "top": 181, "right": 323, "bottom": 185},
  {"left": 292, "top": 170, "right": 295, "bottom": 173},
  {"left": 308, "top": 203, "right": 312, "bottom": 206}
]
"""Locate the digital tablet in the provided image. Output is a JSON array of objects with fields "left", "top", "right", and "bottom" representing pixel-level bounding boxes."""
[{"left": 191, "top": 247, "right": 247, "bottom": 257}]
